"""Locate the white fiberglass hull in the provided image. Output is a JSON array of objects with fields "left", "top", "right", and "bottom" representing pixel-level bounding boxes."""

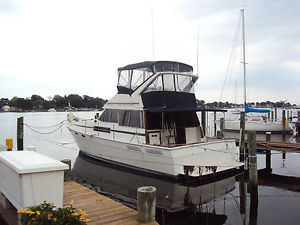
[
  {"left": 223, "top": 120, "right": 292, "bottom": 133},
  {"left": 67, "top": 122, "right": 243, "bottom": 179}
]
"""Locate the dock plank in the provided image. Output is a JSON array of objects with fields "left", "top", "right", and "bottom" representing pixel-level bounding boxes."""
[{"left": 64, "top": 181, "right": 159, "bottom": 225}]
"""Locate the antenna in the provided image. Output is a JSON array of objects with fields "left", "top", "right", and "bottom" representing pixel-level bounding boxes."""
[
  {"left": 151, "top": 6, "right": 155, "bottom": 59},
  {"left": 196, "top": 24, "right": 199, "bottom": 75}
]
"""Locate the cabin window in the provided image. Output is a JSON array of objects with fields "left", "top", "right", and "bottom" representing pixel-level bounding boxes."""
[
  {"left": 99, "top": 109, "right": 110, "bottom": 122},
  {"left": 118, "top": 110, "right": 143, "bottom": 128},
  {"left": 110, "top": 110, "right": 118, "bottom": 123},
  {"left": 129, "top": 111, "right": 141, "bottom": 128},
  {"left": 100, "top": 109, "right": 143, "bottom": 128}
]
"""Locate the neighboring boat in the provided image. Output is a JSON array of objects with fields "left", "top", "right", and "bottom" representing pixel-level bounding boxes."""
[
  {"left": 222, "top": 9, "right": 292, "bottom": 133},
  {"left": 67, "top": 61, "right": 243, "bottom": 179},
  {"left": 48, "top": 108, "right": 56, "bottom": 112}
]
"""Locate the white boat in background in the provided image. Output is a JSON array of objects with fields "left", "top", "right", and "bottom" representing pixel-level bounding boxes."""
[
  {"left": 48, "top": 108, "right": 56, "bottom": 112},
  {"left": 67, "top": 61, "right": 243, "bottom": 180},
  {"left": 224, "top": 116, "right": 291, "bottom": 133},
  {"left": 222, "top": 9, "right": 292, "bottom": 133}
]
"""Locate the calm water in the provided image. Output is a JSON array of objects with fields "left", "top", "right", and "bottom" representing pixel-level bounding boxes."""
[{"left": 1, "top": 111, "right": 300, "bottom": 225}]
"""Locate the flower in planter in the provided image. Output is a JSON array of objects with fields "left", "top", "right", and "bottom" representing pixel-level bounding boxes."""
[{"left": 17, "top": 201, "right": 91, "bottom": 225}]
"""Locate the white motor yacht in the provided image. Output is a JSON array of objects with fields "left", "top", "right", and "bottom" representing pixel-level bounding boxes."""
[{"left": 67, "top": 61, "right": 243, "bottom": 179}]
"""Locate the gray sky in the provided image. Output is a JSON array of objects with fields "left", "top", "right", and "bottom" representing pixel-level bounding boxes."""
[{"left": 1, "top": 0, "right": 300, "bottom": 104}]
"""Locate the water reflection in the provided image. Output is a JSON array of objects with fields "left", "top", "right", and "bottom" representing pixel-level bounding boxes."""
[
  {"left": 72, "top": 153, "right": 239, "bottom": 224},
  {"left": 72, "top": 153, "right": 300, "bottom": 225}
]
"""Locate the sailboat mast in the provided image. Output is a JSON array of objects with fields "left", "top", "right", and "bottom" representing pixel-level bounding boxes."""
[{"left": 241, "top": 9, "right": 247, "bottom": 105}]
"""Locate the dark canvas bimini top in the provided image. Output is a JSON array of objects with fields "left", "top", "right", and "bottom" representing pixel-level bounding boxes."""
[{"left": 118, "top": 61, "right": 193, "bottom": 73}]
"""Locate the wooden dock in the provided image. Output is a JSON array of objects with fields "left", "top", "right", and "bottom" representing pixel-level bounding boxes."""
[
  {"left": 235, "top": 139, "right": 300, "bottom": 152},
  {"left": 0, "top": 181, "right": 159, "bottom": 225},
  {"left": 64, "top": 181, "right": 158, "bottom": 225}
]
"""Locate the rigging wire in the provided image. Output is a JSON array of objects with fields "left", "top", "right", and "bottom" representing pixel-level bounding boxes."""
[{"left": 219, "top": 13, "right": 242, "bottom": 104}]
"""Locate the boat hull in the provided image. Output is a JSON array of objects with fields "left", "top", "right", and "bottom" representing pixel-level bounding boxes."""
[
  {"left": 67, "top": 123, "right": 243, "bottom": 179},
  {"left": 223, "top": 120, "right": 292, "bottom": 133}
]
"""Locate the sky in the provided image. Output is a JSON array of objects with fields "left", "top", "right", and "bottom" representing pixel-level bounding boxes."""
[{"left": 0, "top": 0, "right": 300, "bottom": 104}]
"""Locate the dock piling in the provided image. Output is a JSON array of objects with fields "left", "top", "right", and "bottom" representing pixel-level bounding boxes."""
[
  {"left": 239, "top": 112, "right": 246, "bottom": 162},
  {"left": 248, "top": 131, "right": 257, "bottom": 185},
  {"left": 220, "top": 118, "right": 224, "bottom": 138},
  {"left": 137, "top": 186, "right": 156, "bottom": 223},
  {"left": 265, "top": 132, "right": 271, "bottom": 170},
  {"left": 17, "top": 117, "right": 23, "bottom": 151},
  {"left": 61, "top": 159, "right": 71, "bottom": 181},
  {"left": 201, "top": 111, "right": 206, "bottom": 136},
  {"left": 282, "top": 110, "right": 286, "bottom": 134}
]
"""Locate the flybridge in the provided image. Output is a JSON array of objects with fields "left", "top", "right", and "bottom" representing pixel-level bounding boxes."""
[{"left": 117, "top": 61, "right": 195, "bottom": 95}]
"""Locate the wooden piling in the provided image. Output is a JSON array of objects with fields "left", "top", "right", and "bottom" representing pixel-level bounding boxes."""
[
  {"left": 248, "top": 131, "right": 257, "bottom": 185},
  {"left": 239, "top": 112, "right": 246, "bottom": 162},
  {"left": 17, "top": 117, "right": 23, "bottom": 151},
  {"left": 271, "top": 111, "right": 274, "bottom": 122},
  {"left": 220, "top": 118, "right": 224, "bottom": 138},
  {"left": 265, "top": 132, "right": 271, "bottom": 170},
  {"left": 214, "top": 111, "right": 217, "bottom": 137},
  {"left": 201, "top": 111, "right": 206, "bottom": 136},
  {"left": 137, "top": 186, "right": 156, "bottom": 223},
  {"left": 61, "top": 159, "right": 71, "bottom": 181},
  {"left": 282, "top": 110, "right": 286, "bottom": 133}
]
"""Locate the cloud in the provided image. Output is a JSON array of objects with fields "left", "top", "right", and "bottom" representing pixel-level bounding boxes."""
[{"left": 0, "top": 0, "right": 299, "bottom": 104}]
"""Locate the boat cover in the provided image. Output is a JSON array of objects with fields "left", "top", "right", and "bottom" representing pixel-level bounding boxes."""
[{"left": 244, "top": 103, "right": 270, "bottom": 113}]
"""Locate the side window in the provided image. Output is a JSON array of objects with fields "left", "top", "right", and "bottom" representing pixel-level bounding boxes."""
[
  {"left": 129, "top": 111, "right": 140, "bottom": 128},
  {"left": 110, "top": 110, "right": 118, "bottom": 123},
  {"left": 118, "top": 110, "right": 143, "bottom": 128},
  {"left": 99, "top": 109, "right": 111, "bottom": 122}
]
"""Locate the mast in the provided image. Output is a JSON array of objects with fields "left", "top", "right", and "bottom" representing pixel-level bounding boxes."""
[{"left": 241, "top": 9, "right": 247, "bottom": 105}]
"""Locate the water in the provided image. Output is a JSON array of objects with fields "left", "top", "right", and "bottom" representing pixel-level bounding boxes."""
[{"left": 1, "top": 111, "right": 300, "bottom": 225}]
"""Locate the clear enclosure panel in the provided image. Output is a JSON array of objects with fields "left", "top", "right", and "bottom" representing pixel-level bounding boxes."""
[
  {"left": 118, "top": 70, "right": 131, "bottom": 88},
  {"left": 163, "top": 74, "right": 175, "bottom": 91},
  {"left": 144, "top": 74, "right": 196, "bottom": 93},
  {"left": 175, "top": 75, "right": 196, "bottom": 93},
  {"left": 131, "top": 68, "right": 152, "bottom": 90},
  {"left": 144, "top": 75, "right": 164, "bottom": 93}
]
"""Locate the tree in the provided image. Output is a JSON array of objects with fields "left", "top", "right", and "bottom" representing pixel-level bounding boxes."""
[
  {"left": 53, "top": 95, "right": 67, "bottom": 108},
  {"left": 67, "top": 94, "right": 83, "bottom": 108}
]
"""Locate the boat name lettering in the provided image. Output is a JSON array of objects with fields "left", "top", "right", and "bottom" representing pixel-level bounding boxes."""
[
  {"left": 145, "top": 148, "right": 163, "bottom": 155},
  {"left": 93, "top": 126, "right": 111, "bottom": 133},
  {"left": 126, "top": 145, "right": 141, "bottom": 152}
]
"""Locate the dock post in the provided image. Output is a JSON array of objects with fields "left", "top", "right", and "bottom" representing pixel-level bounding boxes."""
[
  {"left": 271, "top": 111, "right": 274, "bottom": 122},
  {"left": 214, "top": 111, "right": 217, "bottom": 137},
  {"left": 220, "top": 118, "right": 224, "bottom": 138},
  {"left": 265, "top": 132, "right": 271, "bottom": 171},
  {"left": 201, "top": 111, "right": 206, "bottom": 136},
  {"left": 239, "top": 177, "right": 246, "bottom": 223},
  {"left": 239, "top": 112, "right": 246, "bottom": 162},
  {"left": 274, "top": 108, "right": 277, "bottom": 121},
  {"left": 137, "top": 186, "right": 156, "bottom": 223},
  {"left": 282, "top": 109, "right": 286, "bottom": 133},
  {"left": 61, "top": 159, "right": 71, "bottom": 181},
  {"left": 248, "top": 131, "right": 257, "bottom": 185},
  {"left": 17, "top": 117, "right": 24, "bottom": 150}
]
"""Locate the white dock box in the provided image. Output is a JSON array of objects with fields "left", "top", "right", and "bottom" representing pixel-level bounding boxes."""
[{"left": 0, "top": 151, "right": 69, "bottom": 210}]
